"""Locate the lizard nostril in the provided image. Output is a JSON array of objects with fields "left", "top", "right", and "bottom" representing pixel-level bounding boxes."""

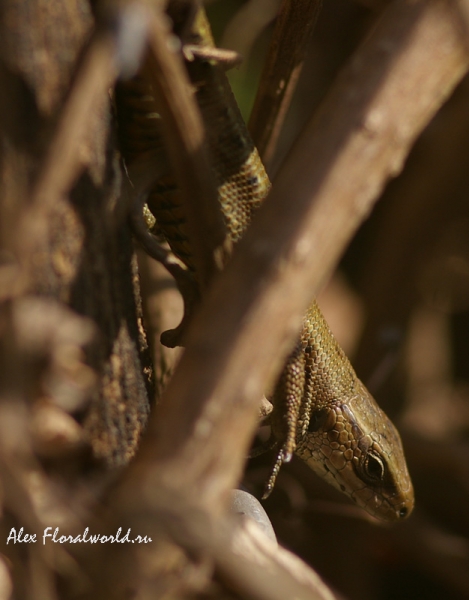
[{"left": 399, "top": 507, "right": 408, "bottom": 519}]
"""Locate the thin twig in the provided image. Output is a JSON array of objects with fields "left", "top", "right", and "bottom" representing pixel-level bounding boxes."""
[
  {"left": 144, "top": 4, "right": 229, "bottom": 288},
  {"left": 248, "top": 0, "right": 322, "bottom": 167}
]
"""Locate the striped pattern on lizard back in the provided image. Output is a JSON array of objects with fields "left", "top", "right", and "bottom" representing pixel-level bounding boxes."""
[{"left": 115, "top": 16, "right": 269, "bottom": 271}]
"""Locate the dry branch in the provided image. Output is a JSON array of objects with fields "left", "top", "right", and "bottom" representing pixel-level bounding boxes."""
[
  {"left": 131, "top": 0, "right": 469, "bottom": 505},
  {"left": 1, "top": 5, "right": 154, "bottom": 593},
  {"left": 214, "top": 518, "right": 341, "bottom": 600},
  {"left": 3, "top": 0, "right": 469, "bottom": 597},
  {"left": 97, "top": 0, "right": 469, "bottom": 597},
  {"left": 144, "top": 3, "right": 229, "bottom": 288},
  {"left": 248, "top": 0, "right": 322, "bottom": 166}
]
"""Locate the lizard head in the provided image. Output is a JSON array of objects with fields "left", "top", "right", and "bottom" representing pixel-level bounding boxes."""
[{"left": 295, "top": 381, "right": 414, "bottom": 522}]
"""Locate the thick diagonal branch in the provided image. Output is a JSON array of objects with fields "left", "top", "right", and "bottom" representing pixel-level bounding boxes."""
[
  {"left": 105, "top": 0, "right": 469, "bottom": 596},
  {"left": 130, "top": 0, "right": 469, "bottom": 504}
]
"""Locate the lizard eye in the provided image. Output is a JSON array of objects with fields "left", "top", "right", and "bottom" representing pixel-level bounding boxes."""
[{"left": 363, "top": 451, "right": 385, "bottom": 482}]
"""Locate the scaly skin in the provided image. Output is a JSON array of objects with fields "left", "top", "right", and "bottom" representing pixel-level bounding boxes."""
[
  {"left": 116, "top": 7, "right": 414, "bottom": 521},
  {"left": 269, "top": 304, "right": 413, "bottom": 520}
]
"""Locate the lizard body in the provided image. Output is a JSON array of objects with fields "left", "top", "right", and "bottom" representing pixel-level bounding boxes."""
[{"left": 116, "top": 7, "right": 414, "bottom": 522}]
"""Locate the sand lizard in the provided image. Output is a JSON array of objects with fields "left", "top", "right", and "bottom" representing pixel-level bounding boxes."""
[{"left": 116, "top": 5, "right": 414, "bottom": 522}]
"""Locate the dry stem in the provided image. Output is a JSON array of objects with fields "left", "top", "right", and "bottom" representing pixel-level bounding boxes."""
[
  {"left": 144, "top": 3, "right": 229, "bottom": 288},
  {"left": 248, "top": 0, "right": 322, "bottom": 167}
]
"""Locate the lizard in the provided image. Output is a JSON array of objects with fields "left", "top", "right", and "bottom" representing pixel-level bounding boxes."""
[{"left": 115, "top": 4, "right": 414, "bottom": 522}]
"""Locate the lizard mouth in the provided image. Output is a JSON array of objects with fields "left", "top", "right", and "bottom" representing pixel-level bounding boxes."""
[{"left": 351, "top": 483, "right": 415, "bottom": 522}]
